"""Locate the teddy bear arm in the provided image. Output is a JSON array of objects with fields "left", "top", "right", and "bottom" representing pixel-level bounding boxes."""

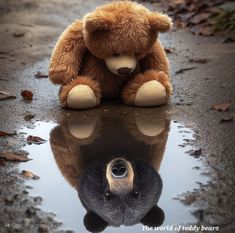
[
  {"left": 59, "top": 76, "right": 102, "bottom": 109},
  {"left": 139, "top": 41, "right": 169, "bottom": 74},
  {"left": 49, "top": 20, "right": 86, "bottom": 85},
  {"left": 122, "top": 70, "right": 172, "bottom": 106},
  {"left": 121, "top": 41, "right": 172, "bottom": 106}
]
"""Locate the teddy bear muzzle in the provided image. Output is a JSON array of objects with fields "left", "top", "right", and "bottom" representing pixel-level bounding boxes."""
[
  {"left": 106, "top": 158, "right": 134, "bottom": 195},
  {"left": 105, "top": 55, "right": 137, "bottom": 76}
]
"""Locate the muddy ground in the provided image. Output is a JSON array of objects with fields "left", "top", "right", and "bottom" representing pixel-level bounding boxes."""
[{"left": 0, "top": 0, "right": 235, "bottom": 232}]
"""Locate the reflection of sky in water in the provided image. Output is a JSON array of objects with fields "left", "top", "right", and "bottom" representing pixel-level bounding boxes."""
[{"left": 19, "top": 120, "right": 208, "bottom": 233}]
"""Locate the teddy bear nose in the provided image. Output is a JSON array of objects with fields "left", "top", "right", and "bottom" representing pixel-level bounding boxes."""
[
  {"left": 111, "top": 159, "right": 127, "bottom": 178},
  {"left": 111, "top": 164, "right": 127, "bottom": 178},
  {"left": 117, "top": 67, "right": 131, "bottom": 76}
]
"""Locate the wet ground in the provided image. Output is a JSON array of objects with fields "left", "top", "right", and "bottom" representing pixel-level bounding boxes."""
[{"left": 0, "top": 0, "right": 235, "bottom": 233}]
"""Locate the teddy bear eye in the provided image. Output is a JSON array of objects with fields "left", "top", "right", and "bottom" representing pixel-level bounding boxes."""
[
  {"left": 131, "top": 189, "right": 139, "bottom": 198},
  {"left": 112, "top": 53, "right": 120, "bottom": 57},
  {"left": 105, "top": 191, "right": 112, "bottom": 200}
]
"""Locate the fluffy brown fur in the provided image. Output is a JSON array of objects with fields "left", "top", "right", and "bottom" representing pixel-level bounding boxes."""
[
  {"left": 49, "top": 1, "right": 173, "bottom": 108},
  {"left": 50, "top": 109, "right": 170, "bottom": 188},
  {"left": 59, "top": 77, "right": 101, "bottom": 107}
]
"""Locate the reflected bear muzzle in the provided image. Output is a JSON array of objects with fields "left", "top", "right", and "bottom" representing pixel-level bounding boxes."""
[
  {"left": 106, "top": 158, "right": 134, "bottom": 194},
  {"left": 111, "top": 159, "right": 128, "bottom": 178}
]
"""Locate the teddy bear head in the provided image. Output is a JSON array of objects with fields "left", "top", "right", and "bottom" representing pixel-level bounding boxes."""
[{"left": 83, "top": 1, "right": 172, "bottom": 76}]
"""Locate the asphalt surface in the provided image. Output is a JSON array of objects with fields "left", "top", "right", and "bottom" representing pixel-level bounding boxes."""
[{"left": 0, "top": 0, "right": 235, "bottom": 232}]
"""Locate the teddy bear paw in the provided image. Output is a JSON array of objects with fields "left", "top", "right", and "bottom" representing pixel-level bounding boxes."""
[
  {"left": 134, "top": 80, "right": 167, "bottom": 106},
  {"left": 67, "top": 84, "right": 97, "bottom": 109},
  {"left": 68, "top": 115, "right": 97, "bottom": 139},
  {"left": 135, "top": 117, "right": 165, "bottom": 137}
]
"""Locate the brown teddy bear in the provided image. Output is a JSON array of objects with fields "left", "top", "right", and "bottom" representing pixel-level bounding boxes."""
[{"left": 49, "top": 1, "right": 173, "bottom": 109}]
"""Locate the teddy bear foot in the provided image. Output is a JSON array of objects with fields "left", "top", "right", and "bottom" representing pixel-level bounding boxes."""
[
  {"left": 67, "top": 84, "right": 97, "bottom": 109},
  {"left": 134, "top": 80, "right": 167, "bottom": 107},
  {"left": 135, "top": 116, "right": 165, "bottom": 137},
  {"left": 67, "top": 113, "right": 97, "bottom": 139}
]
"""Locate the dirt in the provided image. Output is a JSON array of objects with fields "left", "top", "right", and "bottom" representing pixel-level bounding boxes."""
[{"left": 0, "top": 0, "right": 235, "bottom": 233}]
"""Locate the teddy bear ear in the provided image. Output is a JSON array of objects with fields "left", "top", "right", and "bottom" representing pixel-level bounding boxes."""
[
  {"left": 84, "top": 12, "right": 116, "bottom": 33},
  {"left": 141, "top": 205, "right": 165, "bottom": 227},
  {"left": 148, "top": 12, "right": 173, "bottom": 33},
  {"left": 83, "top": 211, "right": 108, "bottom": 232}
]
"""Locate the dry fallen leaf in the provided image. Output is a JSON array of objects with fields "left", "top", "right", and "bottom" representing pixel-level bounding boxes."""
[
  {"left": 27, "top": 135, "right": 47, "bottom": 144},
  {"left": 164, "top": 47, "right": 175, "bottom": 54},
  {"left": 0, "top": 131, "right": 16, "bottom": 137},
  {"left": 0, "top": 158, "right": 5, "bottom": 166},
  {"left": 175, "top": 67, "right": 197, "bottom": 75},
  {"left": 212, "top": 102, "right": 232, "bottom": 111},
  {"left": 220, "top": 116, "right": 233, "bottom": 123},
  {"left": 181, "top": 195, "right": 196, "bottom": 205},
  {"left": 189, "top": 58, "right": 208, "bottom": 64},
  {"left": 164, "top": 0, "right": 230, "bottom": 37},
  {"left": 186, "top": 148, "right": 202, "bottom": 158},
  {"left": 21, "top": 90, "right": 33, "bottom": 100},
  {"left": 13, "top": 32, "right": 25, "bottom": 37},
  {"left": 221, "top": 37, "right": 235, "bottom": 43},
  {"left": 191, "top": 25, "right": 215, "bottom": 36},
  {"left": 0, "top": 91, "right": 16, "bottom": 101},
  {"left": 174, "top": 19, "right": 186, "bottom": 29},
  {"left": 34, "top": 71, "right": 48, "bottom": 79},
  {"left": 189, "top": 12, "right": 211, "bottom": 25},
  {"left": 198, "top": 26, "right": 215, "bottom": 36},
  {"left": 0, "top": 151, "right": 31, "bottom": 162},
  {"left": 21, "top": 170, "right": 40, "bottom": 180},
  {"left": 24, "top": 114, "right": 35, "bottom": 121}
]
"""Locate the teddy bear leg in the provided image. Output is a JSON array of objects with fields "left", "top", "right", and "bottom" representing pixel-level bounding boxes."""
[
  {"left": 122, "top": 70, "right": 172, "bottom": 107},
  {"left": 59, "top": 77, "right": 101, "bottom": 109}
]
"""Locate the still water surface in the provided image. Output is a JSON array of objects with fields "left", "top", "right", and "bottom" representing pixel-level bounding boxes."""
[{"left": 19, "top": 109, "right": 207, "bottom": 233}]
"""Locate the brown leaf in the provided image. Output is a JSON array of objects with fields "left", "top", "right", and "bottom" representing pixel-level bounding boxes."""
[
  {"left": 169, "top": 1, "right": 188, "bottom": 14},
  {"left": 34, "top": 71, "right": 48, "bottom": 79},
  {"left": 179, "top": 12, "right": 195, "bottom": 22},
  {"left": 27, "top": 135, "right": 47, "bottom": 144},
  {"left": 21, "top": 90, "right": 33, "bottom": 100},
  {"left": 189, "top": 13, "right": 211, "bottom": 25},
  {"left": 174, "top": 19, "right": 186, "bottom": 28},
  {"left": 0, "top": 151, "right": 31, "bottom": 162},
  {"left": 0, "top": 131, "right": 16, "bottom": 137},
  {"left": 221, "top": 37, "right": 235, "bottom": 43},
  {"left": 21, "top": 170, "right": 40, "bottom": 180},
  {"left": 188, "top": 148, "right": 202, "bottom": 158},
  {"left": 24, "top": 114, "right": 35, "bottom": 121},
  {"left": 220, "top": 116, "right": 233, "bottom": 123},
  {"left": 0, "top": 158, "right": 5, "bottom": 166},
  {"left": 0, "top": 91, "right": 16, "bottom": 101},
  {"left": 181, "top": 195, "right": 196, "bottom": 205},
  {"left": 0, "top": 51, "right": 8, "bottom": 55},
  {"left": 13, "top": 32, "right": 25, "bottom": 37},
  {"left": 189, "top": 57, "right": 208, "bottom": 63},
  {"left": 198, "top": 26, "right": 215, "bottom": 36},
  {"left": 175, "top": 67, "right": 197, "bottom": 75},
  {"left": 212, "top": 102, "right": 232, "bottom": 112},
  {"left": 164, "top": 47, "right": 175, "bottom": 53}
]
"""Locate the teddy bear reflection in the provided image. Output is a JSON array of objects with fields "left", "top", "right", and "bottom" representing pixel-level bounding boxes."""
[{"left": 50, "top": 109, "right": 170, "bottom": 232}]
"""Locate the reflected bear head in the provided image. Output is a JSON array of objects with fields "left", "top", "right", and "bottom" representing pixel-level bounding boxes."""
[
  {"left": 50, "top": 108, "right": 170, "bottom": 232},
  {"left": 80, "top": 157, "right": 164, "bottom": 232}
]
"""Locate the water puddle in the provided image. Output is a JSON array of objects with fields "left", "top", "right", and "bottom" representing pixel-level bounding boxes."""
[{"left": 19, "top": 108, "right": 208, "bottom": 233}]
